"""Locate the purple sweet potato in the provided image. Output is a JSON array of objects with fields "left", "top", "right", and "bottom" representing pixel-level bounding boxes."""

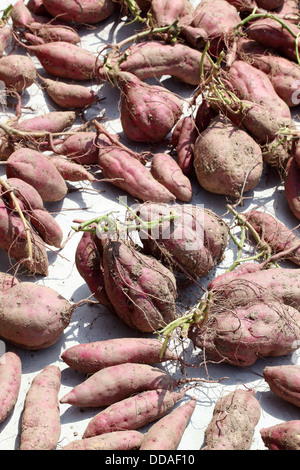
[
  {"left": 0, "top": 351, "right": 22, "bottom": 424},
  {"left": 140, "top": 397, "right": 196, "bottom": 450},
  {"left": 60, "top": 362, "right": 178, "bottom": 408},
  {"left": 20, "top": 365, "right": 61, "bottom": 450},
  {"left": 171, "top": 116, "right": 198, "bottom": 176},
  {"left": 62, "top": 430, "right": 144, "bottom": 450},
  {"left": 39, "top": 75, "right": 99, "bottom": 108},
  {"left": 0, "top": 54, "right": 36, "bottom": 92},
  {"left": 116, "top": 71, "right": 183, "bottom": 143},
  {"left": 263, "top": 364, "right": 300, "bottom": 408},
  {"left": 82, "top": 389, "right": 184, "bottom": 438},
  {"left": 244, "top": 209, "right": 300, "bottom": 265},
  {"left": 202, "top": 388, "right": 261, "bottom": 450},
  {"left": 15, "top": 110, "right": 77, "bottom": 133},
  {"left": 193, "top": 114, "right": 263, "bottom": 197},
  {"left": 6, "top": 148, "right": 68, "bottom": 202},
  {"left": 0, "top": 281, "right": 75, "bottom": 349},
  {"left": 150, "top": 152, "right": 193, "bottom": 202},
  {"left": 136, "top": 202, "right": 229, "bottom": 278},
  {"left": 102, "top": 239, "right": 178, "bottom": 332},
  {"left": 260, "top": 420, "right": 300, "bottom": 450},
  {"left": 41, "top": 0, "right": 116, "bottom": 24},
  {"left": 61, "top": 337, "right": 177, "bottom": 373},
  {"left": 285, "top": 156, "right": 300, "bottom": 220}
]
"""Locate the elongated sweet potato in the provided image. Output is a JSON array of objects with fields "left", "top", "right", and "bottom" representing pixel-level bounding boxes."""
[
  {"left": 263, "top": 364, "right": 300, "bottom": 408},
  {"left": 140, "top": 397, "right": 196, "bottom": 450},
  {"left": 30, "top": 208, "right": 63, "bottom": 248},
  {"left": 285, "top": 156, "right": 300, "bottom": 220},
  {"left": 16, "top": 110, "right": 77, "bottom": 133},
  {"left": 102, "top": 239, "right": 178, "bottom": 332},
  {"left": 260, "top": 420, "right": 300, "bottom": 450},
  {"left": 0, "top": 54, "right": 36, "bottom": 92},
  {"left": 25, "top": 22, "right": 81, "bottom": 44},
  {"left": 3, "top": 177, "right": 44, "bottom": 211},
  {"left": 62, "top": 430, "right": 144, "bottom": 450},
  {"left": 46, "top": 155, "right": 96, "bottom": 182},
  {"left": 0, "top": 282, "right": 75, "bottom": 349},
  {"left": 56, "top": 131, "right": 101, "bottom": 164},
  {"left": 136, "top": 202, "right": 229, "bottom": 278},
  {"left": 60, "top": 362, "right": 178, "bottom": 407},
  {"left": 6, "top": 148, "right": 68, "bottom": 202},
  {"left": 41, "top": 0, "right": 116, "bottom": 24},
  {"left": 39, "top": 75, "right": 99, "bottom": 108},
  {"left": 150, "top": 153, "right": 193, "bottom": 202},
  {"left": 0, "top": 351, "right": 22, "bottom": 424},
  {"left": 11, "top": 0, "right": 34, "bottom": 27},
  {"left": 20, "top": 365, "right": 61, "bottom": 450},
  {"left": 172, "top": 115, "right": 198, "bottom": 176},
  {"left": 82, "top": 389, "right": 184, "bottom": 438},
  {"left": 61, "top": 337, "right": 177, "bottom": 373},
  {"left": 193, "top": 114, "right": 263, "bottom": 197},
  {"left": 149, "top": 0, "right": 194, "bottom": 28},
  {"left": 202, "top": 388, "right": 261, "bottom": 450}
]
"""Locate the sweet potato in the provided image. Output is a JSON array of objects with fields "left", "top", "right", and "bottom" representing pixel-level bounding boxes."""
[
  {"left": 263, "top": 364, "right": 300, "bottom": 408},
  {"left": 202, "top": 388, "right": 261, "bottom": 450},
  {"left": 41, "top": 0, "right": 116, "bottom": 24},
  {"left": 20, "top": 365, "right": 61, "bottom": 450},
  {"left": 75, "top": 231, "right": 114, "bottom": 311},
  {"left": 285, "top": 156, "right": 300, "bottom": 220},
  {"left": 0, "top": 272, "right": 20, "bottom": 292},
  {"left": 274, "top": 0, "right": 300, "bottom": 23},
  {"left": 39, "top": 75, "right": 99, "bottom": 108},
  {"left": 61, "top": 337, "right": 177, "bottom": 373},
  {"left": 6, "top": 148, "right": 68, "bottom": 202},
  {"left": 140, "top": 397, "right": 196, "bottom": 450},
  {"left": 56, "top": 131, "right": 102, "bottom": 164},
  {"left": 0, "top": 282, "right": 75, "bottom": 349},
  {"left": 116, "top": 71, "right": 183, "bottom": 143},
  {"left": 62, "top": 430, "right": 144, "bottom": 450},
  {"left": 256, "top": 0, "right": 284, "bottom": 8},
  {"left": 207, "top": 262, "right": 262, "bottom": 291},
  {"left": 224, "top": 0, "right": 257, "bottom": 11},
  {"left": 25, "top": 22, "right": 81, "bottom": 45},
  {"left": 45, "top": 155, "right": 96, "bottom": 182},
  {"left": 149, "top": 0, "right": 194, "bottom": 28},
  {"left": 0, "top": 54, "right": 36, "bottom": 92},
  {"left": 3, "top": 177, "right": 44, "bottom": 211},
  {"left": 0, "top": 26, "right": 12, "bottom": 57},
  {"left": 193, "top": 114, "right": 263, "bottom": 197},
  {"left": 0, "top": 197, "right": 49, "bottom": 275},
  {"left": 0, "top": 351, "right": 22, "bottom": 424},
  {"left": 16, "top": 110, "right": 77, "bottom": 133},
  {"left": 150, "top": 153, "right": 193, "bottom": 202},
  {"left": 171, "top": 116, "right": 198, "bottom": 176},
  {"left": 136, "top": 202, "right": 229, "bottom": 278},
  {"left": 11, "top": 0, "right": 34, "bottom": 27},
  {"left": 60, "top": 362, "right": 178, "bottom": 408},
  {"left": 245, "top": 17, "right": 300, "bottom": 62},
  {"left": 29, "top": 208, "right": 63, "bottom": 248},
  {"left": 260, "top": 420, "right": 300, "bottom": 450},
  {"left": 102, "top": 239, "right": 178, "bottom": 332},
  {"left": 103, "top": 40, "right": 209, "bottom": 86},
  {"left": 244, "top": 209, "right": 300, "bottom": 265},
  {"left": 26, "top": 0, "right": 49, "bottom": 16},
  {"left": 82, "top": 389, "right": 184, "bottom": 438}
]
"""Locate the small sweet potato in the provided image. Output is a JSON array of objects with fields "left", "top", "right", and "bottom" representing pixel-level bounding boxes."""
[
  {"left": 41, "top": 0, "right": 116, "bottom": 24},
  {"left": 0, "top": 282, "right": 75, "bottom": 349},
  {"left": 16, "top": 110, "right": 77, "bottom": 133},
  {"left": 202, "top": 388, "right": 261, "bottom": 450},
  {"left": 150, "top": 153, "right": 193, "bottom": 202},
  {"left": 263, "top": 364, "right": 300, "bottom": 408},
  {"left": 102, "top": 239, "right": 178, "bottom": 332},
  {"left": 0, "top": 26, "right": 12, "bottom": 57},
  {"left": 62, "top": 430, "right": 144, "bottom": 450},
  {"left": 0, "top": 351, "right": 22, "bottom": 424},
  {"left": 61, "top": 337, "right": 177, "bottom": 373},
  {"left": 56, "top": 131, "right": 101, "bottom": 164},
  {"left": 0, "top": 54, "right": 36, "bottom": 92},
  {"left": 171, "top": 115, "right": 198, "bottom": 176},
  {"left": 6, "top": 148, "right": 68, "bottom": 202},
  {"left": 30, "top": 208, "right": 63, "bottom": 248},
  {"left": 193, "top": 114, "right": 263, "bottom": 197},
  {"left": 260, "top": 420, "right": 300, "bottom": 450},
  {"left": 46, "top": 154, "right": 96, "bottom": 182},
  {"left": 82, "top": 389, "right": 184, "bottom": 438},
  {"left": 285, "top": 156, "right": 300, "bottom": 220},
  {"left": 20, "top": 365, "right": 61, "bottom": 450},
  {"left": 140, "top": 397, "right": 196, "bottom": 450},
  {"left": 60, "top": 362, "right": 177, "bottom": 408}
]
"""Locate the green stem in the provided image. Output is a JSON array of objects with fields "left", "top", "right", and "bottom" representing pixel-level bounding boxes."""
[{"left": 121, "top": 0, "right": 147, "bottom": 23}]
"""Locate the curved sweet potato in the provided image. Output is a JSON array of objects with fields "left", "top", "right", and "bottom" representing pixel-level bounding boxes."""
[{"left": 172, "top": 116, "right": 198, "bottom": 176}]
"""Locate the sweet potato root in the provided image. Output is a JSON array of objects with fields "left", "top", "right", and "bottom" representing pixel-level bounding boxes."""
[
  {"left": 263, "top": 364, "right": 300, "bottom": 408},
  {"left": 0, "top": 351, "right": 22, "bottom": 424},
  {"left": 20, "top": 365, "right": 61, "bottom": 450},
  {"left": 202, "top": 388, "right": 261, "bottom": 450},
  {"left": 260, "top": 420, "right": 300, "bottom": 450},
  {"left": 62, "top": 430, "right": 144, "bottom": 450},
  {"left": 61, "top": 337, "right": 177, "bottom": 373}
]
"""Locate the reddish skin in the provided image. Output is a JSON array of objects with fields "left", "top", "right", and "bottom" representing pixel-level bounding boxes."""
[
  {"left": 172, "top": 116, "right": 198, "bottom": 176},
  {"left": 26, "top": 23, "right": 81, "bottom": 45},
  {"left": 57, "top": 131, "right": 105, "bottom": 164},
  {"left": 274, "top": 0, "right": 299, "bottom": 23},
  {"left": 0, "top": 26, "right": 12, "bottom": 57},
  {"left": 61, "top": 337, "right": 177, "bottom": 374},
  {"left": 0, "top": 282, "right": 74, "bottom": 350},
  {"left": 11, "top": 0, "right": 34, "bottom": 27},
  {"left": 202, "top": 389, "right": 261, "bottom": 450},
  {"left": 29, "top": 208, "right": 63, "bottom": 248},
  {"left": 263, "top": 365, "right": 300, "bottom": 408},
  {"left": 45, "top": 155, "right": 96, "bottom": 182},
  {"left": 62, "top": 430, "right": 144, "bottom": 450},
  {"left": 82, "top": 389, "right": 184, "bottom": 438},
  {"left": 260, "top": 420, "right": 300, "bottom": 450},
  {"left": 0, "top": 352, "right": 22, "bottom": 424},
  {"left": 15, "top": 110, "right": 77, "bottom": 133},
  {"left": 59, "top": 362, "right": 178, "bottom": 407},
  {"left": 6, "top": 148, "right": 68, "bottom": 202},
  {"left": 140, "top": 398, "right": 197, "bottom": 450},
  {"left": 195, "top": 100, "right": 216, "bottom": 134},
  {"left": 4, "top": 177, "right": 45, "bottom": 211},
  {"left": 150, "top": 152, "right": 193, "bottom": 202},
  {"left": 117, "top": 71, "right": 183, "bottom": 143},
  {"left": 285, "top": 157, "right": 300, "bottom": 220},
  {"left": 41, "top": 0, "right": 116, "bottom": 24},
  {"left": 20, "top": 365, "right": 61, "bottom": 450},
  {"left": 256, "top": 0, "right": 284, "bottom": 8},
  {"left": 0, "top": 272, "right": 20, "bottom": 292},
  {"left": 40, "top": 76, "right": 99, "bottom": 108},
  {"left": 26, "top": 0, "right": 49, "bottom": 16},
  {"left": 149, "top": 0, "right": 194, "bottom": 28},
  {"left": 207, "top": 262, "right": 262, "bottom": 290},
  {"left": 0, "top": 54, "right": 36, "bottom": 92}
]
